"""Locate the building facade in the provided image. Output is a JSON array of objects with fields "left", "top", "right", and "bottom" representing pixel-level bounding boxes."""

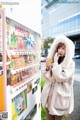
[{"left": 41, "top": 0, "right": 80, "bottom": 54}]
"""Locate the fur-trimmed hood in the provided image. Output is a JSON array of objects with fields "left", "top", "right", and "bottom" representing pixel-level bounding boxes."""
[{"left": 48, "top": 35, "right": 75, "bottom": 68}]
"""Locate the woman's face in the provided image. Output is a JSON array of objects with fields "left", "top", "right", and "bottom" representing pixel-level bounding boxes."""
[{"left": 57, "top": 45, "right": 66, "bottom": 57}]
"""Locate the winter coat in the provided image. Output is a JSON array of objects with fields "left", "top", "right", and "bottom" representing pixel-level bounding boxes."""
[{"left": 41, "top": 35, "right": 75, "bottom": 116}]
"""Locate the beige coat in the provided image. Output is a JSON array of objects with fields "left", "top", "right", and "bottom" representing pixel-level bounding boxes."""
[{"left": 41, "top": 35, "right": 75, "bottom": 115}]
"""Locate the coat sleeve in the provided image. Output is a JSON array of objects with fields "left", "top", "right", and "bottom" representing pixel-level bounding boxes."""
[
  {"left": 42, "top": 69, "right": 50, "bottom": 81},
  {"left": 52, "top": 61, "right": 75, "bottom": 82}
]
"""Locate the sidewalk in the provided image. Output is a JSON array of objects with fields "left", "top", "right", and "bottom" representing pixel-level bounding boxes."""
[{"left": 63, "top": 80, "right": 80, "bottom": 120}]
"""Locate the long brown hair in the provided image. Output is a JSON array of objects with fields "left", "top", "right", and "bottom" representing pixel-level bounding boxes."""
[
  {"left": 56, "top": 42, "right": 66, "bottom": 52},
  {"left": 52, "top": 42, "right": 66, "bottom": 64},
  {"left": 57, "top": 42, "right": 66, "bottom": 64},
  {"left": 51, "top": 42, "right": 66, "bottom": 76}
]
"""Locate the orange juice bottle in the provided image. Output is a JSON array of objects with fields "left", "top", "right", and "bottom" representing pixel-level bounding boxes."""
[
  {"left": 46, "top": 57, "right": 52, "bottom": 63},
  {"left": 46, "top": 57, "right": 52, "bottom": 71}
]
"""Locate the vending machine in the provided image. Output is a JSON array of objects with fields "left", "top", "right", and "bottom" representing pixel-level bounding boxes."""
[{"left": 0, "top": 8, "right": 41, "bottom": 120}]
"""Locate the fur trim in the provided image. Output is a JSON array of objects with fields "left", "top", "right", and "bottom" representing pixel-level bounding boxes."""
[{"left": 48, "top": 35, "right": 75, "bottom": 68}]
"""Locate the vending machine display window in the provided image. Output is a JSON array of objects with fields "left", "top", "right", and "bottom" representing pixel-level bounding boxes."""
[{"left": 12, "top": 89, "right": 27, "bottom": 120}]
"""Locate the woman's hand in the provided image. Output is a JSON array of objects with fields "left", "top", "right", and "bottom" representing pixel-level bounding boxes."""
[
  {"left": 46, "top": 59, "right": 52, "bottom": 71},
  {"left": 54, "top": 52, "right": 60, "bottom": 62}
]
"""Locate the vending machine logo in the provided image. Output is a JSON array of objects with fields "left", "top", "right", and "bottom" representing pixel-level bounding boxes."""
[
  {"left": 0, "top": 13, "right": 1, "bottom": 18},
  {"left": 0, "top": 111, "right": 8, "bottom": 119},
  {"left": 0, "top": 112, "right": 2, "bottom": 119}
]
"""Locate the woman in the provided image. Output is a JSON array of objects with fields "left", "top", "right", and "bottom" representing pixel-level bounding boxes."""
[{"left": 41, "top": 35, "right": 75, "bottom": 120}]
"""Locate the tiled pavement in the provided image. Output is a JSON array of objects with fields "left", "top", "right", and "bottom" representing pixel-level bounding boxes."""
[{"left": 63, "top": 80, "right": 80, "bottom": 120}]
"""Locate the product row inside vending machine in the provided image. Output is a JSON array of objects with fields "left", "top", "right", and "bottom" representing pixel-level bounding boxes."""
[{"left": 0, "top": 8, "right": 41, "bottom": 120}]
